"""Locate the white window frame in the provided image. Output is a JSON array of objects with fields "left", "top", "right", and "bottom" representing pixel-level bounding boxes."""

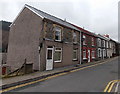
[
  {"left": 83, "top": 35, "right": 87, "bottom": 45},
  {"left": 54, "top": 47, "right": 62, "bottom": 62},
  {"left": 83, "top": 49, "right": 87, "bottom": 59},
  {"left": 103, "top": 40, "right": 105, "bottom": 47},
  {"left": 98, "top": 48, "right": 101, "bottom": 57},
  {"left": 91, "top": 37, "right": 95, "bottom": 46},
  {"left": 98, "top": 38, "right": 101, "bottom": 47},
  {"left": 104, "top": 49, "right": 106, "bottom": 57},
  {"left": 109, "top": 42, "right": 111, "bottom": 48},
  {"left": 106, "top": 41, "right": 108, "bottom": 48},
  {"left": 73, "top": 49, "right": 78, "bottom": 60},
  {"left": 73, "top": 32, "right": 77, "bottom": 43},
  {"left": 54, "top": 27, "right": 62, "bottom": 41},
  {"left": 92, "top": 50, "right": 95, "bottom": 59}
]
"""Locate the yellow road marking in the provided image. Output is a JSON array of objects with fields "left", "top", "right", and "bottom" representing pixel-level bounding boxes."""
[
  {"left": 70, "top": 61, "right": 107, "bottom": 73},
  {"left": 108, "top": 81, "right": 116, "bottom": 92},
  {"left": 0, "top": 72, "right": 68, "bottom": 93},
  {"left": 104, "top": 80, "right": 120, "bottom": 92},
  {"left": 0, "top": 58, "right": 116, "bottom": 93},
  {"left": 104, "top": 80, "right": 114, "bottom": 92}
]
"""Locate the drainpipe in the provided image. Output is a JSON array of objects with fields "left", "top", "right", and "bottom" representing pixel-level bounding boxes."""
[
  {"left": 38, "top": 45, "right": 41, "bottom": 71},
  {"left": 80, "top": 31, "right": 82, "bottom": 64}
]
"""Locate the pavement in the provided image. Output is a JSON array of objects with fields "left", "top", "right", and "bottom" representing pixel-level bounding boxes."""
[{"left": 0, "top": 56, "right": 119, "bottom": 92}]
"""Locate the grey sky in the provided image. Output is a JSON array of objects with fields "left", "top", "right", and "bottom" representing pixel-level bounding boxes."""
[{"left": 0, "top": 0, "right": 119, "bottom": 41}]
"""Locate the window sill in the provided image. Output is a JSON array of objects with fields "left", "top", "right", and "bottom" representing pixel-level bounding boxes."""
[
  {"left": 83, "top": 58, "right": 87, "bottom": 60},
  {"left": 73, "top": 42, "right": 78, "bottom": 44},
  {"left": 55, "top": 40, "right": 61, "bottom": 42},
  {"left": 54, "top": 60, "right": 62, "bottom": 63},
  {"left": 44, "top": 38, "right": 54, "bottom": 41},
  {"left": 73, "top": 59, "right": 78, "bottom": 61}
]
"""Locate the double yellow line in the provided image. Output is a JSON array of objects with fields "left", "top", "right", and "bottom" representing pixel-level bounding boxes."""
[{"left": 104, "top": 80, "right": 120, "bottom": 92}]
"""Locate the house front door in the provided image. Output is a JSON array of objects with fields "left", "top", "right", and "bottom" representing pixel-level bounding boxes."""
[
  {"left": 46, "top": 47, "right": 54, "bottom": 70},
  {"left": 88, "top": 50, "right": 91, "bottom": 62}
]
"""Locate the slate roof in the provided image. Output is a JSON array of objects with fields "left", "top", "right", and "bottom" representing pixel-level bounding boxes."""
[
  {"left": 25, "top": 4, "right": 80, "bottom": 32},
  {"left": 97, "top": 34, "right": 110, "bottom": 40},
  {"left": 71, "top": 24, "right": 97, "bottom": 37}
]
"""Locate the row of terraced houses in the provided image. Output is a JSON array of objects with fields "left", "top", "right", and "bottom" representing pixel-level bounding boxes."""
[{"left": 1, "top": 4, "right": 120, "bottom": 74}]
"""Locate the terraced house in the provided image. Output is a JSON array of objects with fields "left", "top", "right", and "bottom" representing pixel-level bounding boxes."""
[
  {"left": 7, "top": 4, "right": 81, "bottom": 72},
  {"left": 97, "top": 34, "right": 110, "bottom": 60},
  {"left": 5, "top": 4, "right": 120, "bottom": 74},
  {"left": 72, "top": 25, "right": 97, "bottom": 63}
]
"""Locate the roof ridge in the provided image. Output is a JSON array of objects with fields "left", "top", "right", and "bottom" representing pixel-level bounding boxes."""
[{"left": 25, "top": 4, "right": 69, "bottom": 23}]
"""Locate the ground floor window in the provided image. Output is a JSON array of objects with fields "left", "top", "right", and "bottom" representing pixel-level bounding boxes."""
[
  {"left": 73, "top": 49, "right": 78, "bottom": 60},
  {"left": 98, "top": 49, "right": 101, "bottom": 58},
  {"left": 54, "top": 47, "right": 62, "bottom": 62},
  {"left": 103, "top": 49, "right": 106, "bottom": 57},
  {"left": 83, "top": 49, "right": 87, "bottom": 59},
  {"left": 92, "top": 50, "right": 95, "bottom": 58}
]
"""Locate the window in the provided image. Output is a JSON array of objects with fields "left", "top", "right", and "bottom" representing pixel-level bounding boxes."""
[
  {"left": 106, "top": 41, "right": 108, "bottom": 48},
  {"left": 92, "top": 50, "right": 95, "bottom": 58},
  {"left": 103, "top": 40, "right": 106, "bottom": 47},
  {"left": 83, "top": 35, "right": 87, "bottom": 45},
  {"left": 98, "top": 48, "right": 101, "bottom": 57},
  {"left": 73, "top": 49, "right": 78, "bottom": 60},
  {"left": 91, "top": 37, "right": 95, "bottom": 46},
  {"left": 109, "top": 42, "right": 112, "bottom": 48},
  {"left": 104, "top": 49, "right": 106, "bottom": 57},
  {"left": 98, "top": 38, "right": 101, "bottom": 47},
  {"left": 54, "top": 26, "right": 62, "bottom": 41},
  {"left": 73, "top": 32, "right": 77, "bottom": 43},
  {"left": 47, "top": 50, "right": 52, "bottom": 59},
  {"left": 83, "top": 49, "right": 87, "bottom": 59},
  {"left": 54, "top": 47, "right": 62, "bottom": 62}
]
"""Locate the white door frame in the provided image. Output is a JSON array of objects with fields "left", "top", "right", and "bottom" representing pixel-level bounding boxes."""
[
  {"left": 88, "top": 50, "right": 90, "bottom": 62},
  {"left": 46, "top": 47, "right": 54, "bottom": 70}
]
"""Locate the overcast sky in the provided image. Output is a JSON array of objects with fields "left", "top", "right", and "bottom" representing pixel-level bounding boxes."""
[{"left": 0, "top": 0, "right": 119, "bottom": 41}]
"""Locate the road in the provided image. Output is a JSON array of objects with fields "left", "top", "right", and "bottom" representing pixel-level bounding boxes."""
[{"left": 10, "top": 58, "right": 118, "bottom": 92}]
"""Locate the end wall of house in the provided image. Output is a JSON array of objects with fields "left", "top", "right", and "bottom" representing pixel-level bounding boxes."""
[{"left": 7, "top": 7, "right": 43, "bottom": 71}]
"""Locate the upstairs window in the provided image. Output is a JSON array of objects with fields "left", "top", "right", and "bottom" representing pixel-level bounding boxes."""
[
  {"left": 54, "top": 26, "right": 62, "bottom": 41},
  {"left": 73, "top": 32, "right": 77, "bottom": 43},
  {"left": 109, "top": 42, "right": 112, "bottom": 48},
  {"left": 106, "top": 41, "right": 109, "bottom": 48},
  {"left": 91, "top": 37, "right": 95, "bottom": 46},
  {"left": 73, "top": 49, "right": 78, "bottom": 60},
  {"left": 103, "top": 40, "right": 106, "bottom": 47},
  {"left": 98, "top": 38, "right": 101, "bottom": 47},
  {"left": 83, "top": 35, "right": 87, "bottom": 45},
  {"left": 54, "top": 47, "right": 62, "bottom": 62}
]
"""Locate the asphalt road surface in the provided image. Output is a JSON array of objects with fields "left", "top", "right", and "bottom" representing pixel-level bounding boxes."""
[{"left": 10, "top": 58, "right": 118, "bottom": 92}]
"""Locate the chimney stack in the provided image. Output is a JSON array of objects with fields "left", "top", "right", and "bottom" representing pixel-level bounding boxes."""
[{"left": 104, "top": 34, "right": 109, "bottom": 38}]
